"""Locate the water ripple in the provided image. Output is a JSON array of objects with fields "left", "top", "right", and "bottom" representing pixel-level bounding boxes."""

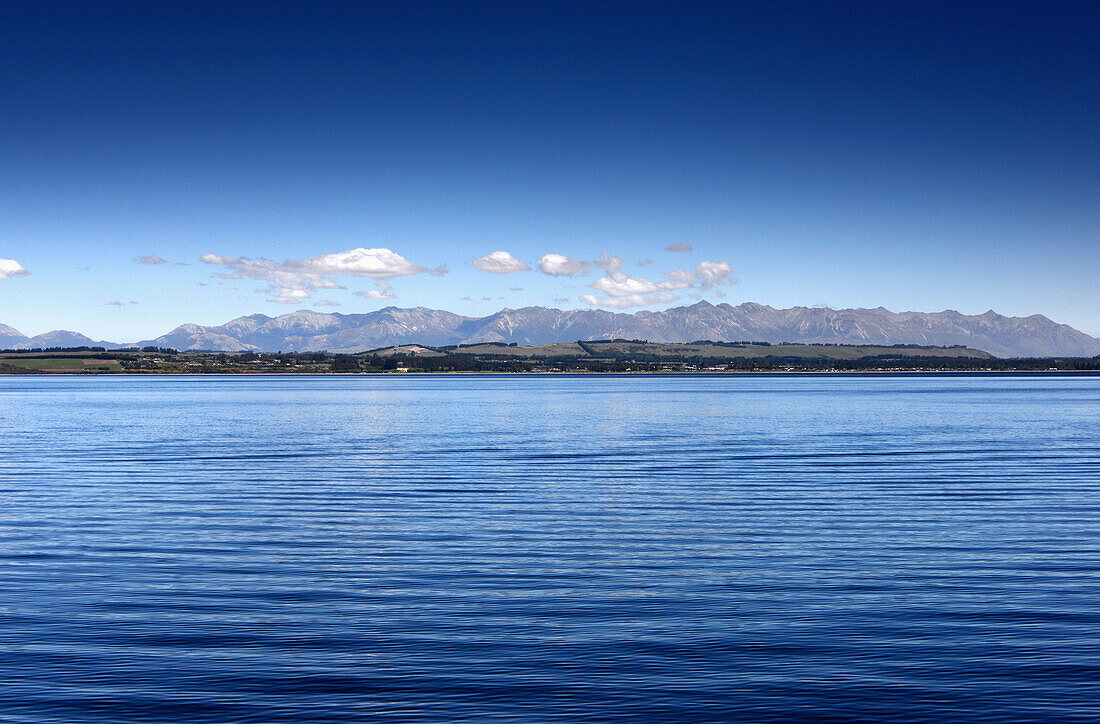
[{"left": 2, "top": 375, "right": 1099, "bottom": 722}]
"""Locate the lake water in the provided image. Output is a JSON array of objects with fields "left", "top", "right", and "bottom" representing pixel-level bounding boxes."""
[{"left": 1, "top": 374, "right": 1098, "bottom": 722}]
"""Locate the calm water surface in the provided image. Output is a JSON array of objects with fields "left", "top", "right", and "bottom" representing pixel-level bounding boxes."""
[{"left": 1, "top": 374, "right": 1098, "bottom": 722}]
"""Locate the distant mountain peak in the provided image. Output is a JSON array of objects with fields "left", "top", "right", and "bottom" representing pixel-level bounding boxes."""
[
  {"left": 9, "top": 329, "right": 123, "bottom": 350},
  {"left": 127, "top": 303, "right": 1100, "bottom": 358},
  {"left": 5, "top": 303, "right": 1096, "bottom": 357}
]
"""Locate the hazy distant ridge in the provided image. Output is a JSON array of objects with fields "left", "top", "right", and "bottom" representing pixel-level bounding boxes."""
[
  {"left": 132, "top": 302, "right": 1099, "bottom": 357},
  {"left": 4, "top": 302, "right": 1098, "bottom": 357},
  {"left": 1, "top": 327, "right": 125, "bottom": 351}
]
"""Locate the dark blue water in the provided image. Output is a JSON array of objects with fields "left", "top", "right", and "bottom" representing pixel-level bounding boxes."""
[{"left": 1, "top": 374, "right": 1098, "bottom": 722}]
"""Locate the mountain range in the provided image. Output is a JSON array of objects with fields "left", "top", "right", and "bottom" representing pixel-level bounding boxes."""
[{"left": 3, "top": 302, "right": 1099, "bottom": 358}]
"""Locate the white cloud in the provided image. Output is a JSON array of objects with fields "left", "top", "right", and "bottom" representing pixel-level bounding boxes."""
[
  {"left": 260, "top": 286, "right": 312, "bottom": 304},
  {"left": 292, "top": 247, "right": 428, "bottom": 278},
  {"left": 538, "top": 253, "right": 589, "bottom": 276},
  {"left": 201, "top": 247, "right": 434, "bottom": 304},
  {"left": 580, "top": 253, "right": 694, "bottom": 309},
  {"left": 355, "top": 289, "right": 395, "bottom": 300},
  {"left": 314, "top": 300, "right": 341, "bottom": 307},
  {"left": 665, "top": 242, "right": 693, "bottom": 252},
  {"left": 202, "top": 254, "right": 342, "bottom": 304},
  {"left": 637, "top": 259, "right": 654, "bottom": 266},
  {"left": 590, "top": 273, "right": 691, "bottom": 297},
  {"left": 0, "top": 258, "right": 28, "bottom": 280},
  {"left": 578, "top": 253, "right": 736, "bottom": 309},
  {"left": 596, "top": 253, "right": 623, "bottom": 274},
  {"left": 580, "top": 292, "right": 679, "bottom": 309},
  {"left": 472, "top": 251, "right": 530, "bottom": 274},
  {"left": 694, "top": 260, "right": 736, "bottom": 289}
]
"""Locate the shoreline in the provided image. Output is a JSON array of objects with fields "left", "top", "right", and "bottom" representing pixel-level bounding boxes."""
[{"left": 3, "top": 369, "right": 1099, "bottom": 378}]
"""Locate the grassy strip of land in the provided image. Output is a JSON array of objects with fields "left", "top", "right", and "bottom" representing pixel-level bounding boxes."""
[
  {"left": 409, "top": 340, "right": 994, "bottom": 361},
  {"left": 0, "top": 356, "right": 122, "bottom": 372},
  {"left": 2, "top": 341, "right": 1098, "bottom": 374}
]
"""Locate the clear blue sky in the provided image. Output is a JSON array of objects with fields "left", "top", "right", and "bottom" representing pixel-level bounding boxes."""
[{"left": 1, "top": 0, "right": 1097, "bottom": 341}]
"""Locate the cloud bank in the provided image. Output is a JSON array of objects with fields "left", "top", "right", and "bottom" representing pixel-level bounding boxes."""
[
  {"left": 580, "top": 254, "right": 736, "bottom": 309},
  {"left": 201, "top": 247, "right": 432, "bottom": 304},
  {"left": 579, "top": 254, "right": 693, "bottom": 309},
  {"left": 196, "top": 244, "right": 728, "bottom": 309}
]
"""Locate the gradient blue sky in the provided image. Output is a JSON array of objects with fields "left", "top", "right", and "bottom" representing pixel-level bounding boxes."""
[{"left": 2, "top": 0, "right": 1098, "bottom": 341}]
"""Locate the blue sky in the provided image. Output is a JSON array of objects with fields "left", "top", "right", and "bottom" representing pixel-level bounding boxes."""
[{"left": 1, "top": 1, "right": 1098, "bottom": 341}]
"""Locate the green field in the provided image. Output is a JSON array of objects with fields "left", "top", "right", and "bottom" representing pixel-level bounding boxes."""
[
  {"left": 422, "top": 340, "right": 994, "bottom": 361},
  {"left": 0, "top": 357, "right": 123, "bottom": 372},
  {"left": 437, "top": 342, "right": 589, "bottom": 358},
  {"left": 365, "top": 345, "right": 449, "bottom": 357},
  {"left": 0, "top": 343, "right": 1091, "bottom": 375},
  {"left": 586, "top": 341, "right": 992, "bottom": 360}
]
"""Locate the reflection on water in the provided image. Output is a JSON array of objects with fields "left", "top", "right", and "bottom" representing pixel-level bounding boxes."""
[{"left": 2, "top": 375, "right": 1098, "bottom": 722}]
